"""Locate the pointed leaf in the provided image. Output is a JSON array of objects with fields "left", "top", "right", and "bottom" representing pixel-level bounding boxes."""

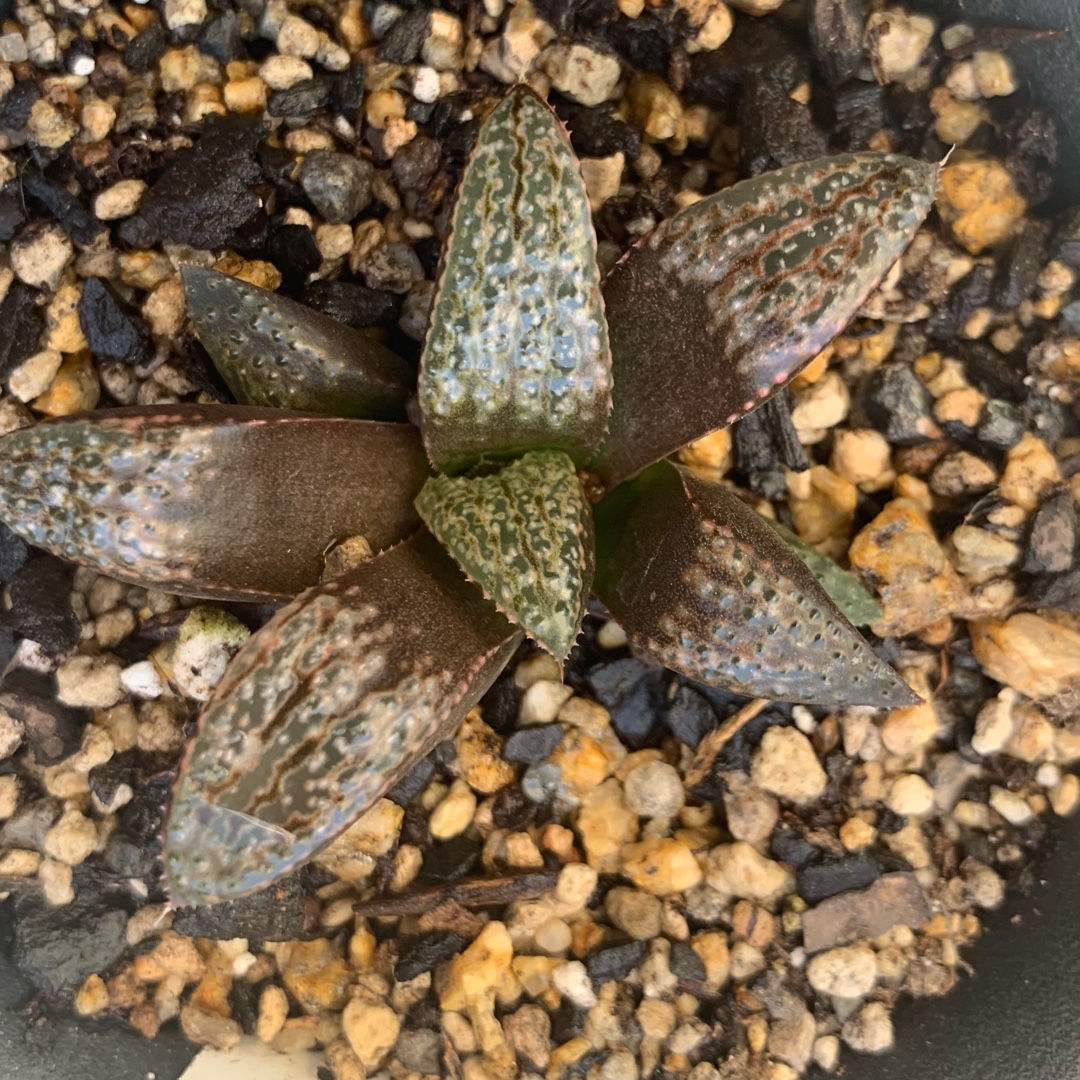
[
  {"left": 0, "top": 406, "right": 428, "bottom": 601},
  {"left": 182, "top": 267, "right": 414, "bottom": 420},
  {"left": 415, "top": 451, "right": 593, "bottom": 658},
  {"left": 757, "top": 515, "right": 882, "bottom": 626},
  {"left": 596, "top": 154, "right": 938, "bottom": 484},
  {"left": 593, "top": 462, "right": 918, "bottom": 707},
  {"left": 418, "top": 86, "right": 612, "bottom": 472},
  {"left": 163, "top": 531, "right": 521, "bottom": 905}
]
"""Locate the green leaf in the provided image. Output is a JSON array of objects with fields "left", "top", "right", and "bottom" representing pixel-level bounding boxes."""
[
  {"left": 415, "top": 451, "right": 593, "bottom": 659},
  {"left": 163, "top": 531, "right": 521, "bottom": 906},
  {"left": 593, "top": 461, "right": 918, "bottom": 707},
  {"left": 596, "top": 154, "right": 939, "bottom": 485},
  {"left": 418, "top": 86, "right": 612, "bottom": 473},
  {"left": 758, "top": 515, "right": 882, "bottom": 626},
  {"left": 182, "top": 267, "right": 414, "bottom": 420},
  {"left": 0, "top": 406, "right": 428, "bottom": 601}
]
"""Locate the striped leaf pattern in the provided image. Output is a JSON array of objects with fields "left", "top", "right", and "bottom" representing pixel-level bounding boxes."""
[
  {"left": 164, "top": 532, "right": 521, "bottom": 905},
  {"left": 0, "top": 406, "right": 428, "bottom": 601},
  {"left": 596, "top": 154, "right": 939, "bottom": 484},
  {"left": 418, "top": 87, "right": 612, "bottom": 473},
  {"left": 593, "top": 462, "right": 918, "bottom": 707}
]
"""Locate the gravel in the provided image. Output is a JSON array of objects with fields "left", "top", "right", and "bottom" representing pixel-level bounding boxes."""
[{"left": 0, "top": 2, "right": 1078, "bottom": 1079}]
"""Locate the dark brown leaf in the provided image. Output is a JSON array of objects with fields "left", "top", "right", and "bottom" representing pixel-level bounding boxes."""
[
  {"left": 164, "top": 531, "right": 522, "bottom": 905},
  {"left": 0, "top": 406, "right": 428, "bottom": 601},
  {"left": 592, "top": 462, "right": 919, "bottom": 707},
  {"left": 595, "top": 154, "right": 938, "bottom": 485}
]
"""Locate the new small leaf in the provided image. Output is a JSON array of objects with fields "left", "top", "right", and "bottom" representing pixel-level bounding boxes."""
[{"left": 415, "top": 451, "right": 594, "bottom": 659}]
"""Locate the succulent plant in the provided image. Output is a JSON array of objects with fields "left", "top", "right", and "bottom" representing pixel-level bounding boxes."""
[{"left": 0, "top": 87, "right": 938, "bottom": 906}]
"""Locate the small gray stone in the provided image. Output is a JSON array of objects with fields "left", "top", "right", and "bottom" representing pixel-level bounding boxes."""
[
  {"left": 399, "top": 280, "right": 434, "bottom": 341},
  {"left": 522, "top": 761, "right": 562, "bottom": 803},
  {"left": 623, "top": 760, "right": 684, "bottom": 819},
  {"left": 768, "top": 1008, "right": 816, "bottom": 1072},
  {"left": 605, "top": 886, "right": 662, "bottom": 940},
  {"left": 13, "top": 886, "right": 128, "bottom": 997},
  {"left": 802, "top": 872, "right": 931, "bottom": 953},
  {"left": 0, "top": 32, "right": 28, "bottom": 63},
  {"left": 978, "top": 399, "right": 1025, "bottom": 448},
  {"left": 0, "top": 797, "right": 61, "bottom": 853},
  {"left": 503, "top": 1004, "right": 551, "bottom": 1072},
  {"left": 841, "top": 1000, "right": 894, "bottom": 1053},
  {"left": 394, "top": 1027, "right": 441, "bottom": 1074},
  {"left": 357, "top": 240, "right": 424, "bottom": 293},
  {"left": 300, "top": 151, "right": 374, "bottom": 224},
  {"left": 1025, "top": 489, "right": 1076, "bottom": 574},
  {"left": 752, "top": 969, "right": 808, "bottom": 1022}
]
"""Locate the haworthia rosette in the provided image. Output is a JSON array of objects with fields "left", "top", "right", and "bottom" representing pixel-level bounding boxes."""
[
  {"left": 759, "top": 515, "right": 883, "bottom": 626},
  {"left": 596, "top": 154, "right": 939, "bottom": 485},
  {"left": 182, "top": 267, "right": 414, "bottom": 420},
  {"left": 593, "top": 462, "right": 918, "bottom": 707},
  {"left": 0, "top": 406, "right": 428, "bottom": 601},
  {"left": 415, "top": 451, "right": 594, "bottom": 658},
  {"left": 164, "top": 531, "right": 521, "bottom": 905},
  {"left": 418, "top": 86, "right": 612, "bottom": 473}
]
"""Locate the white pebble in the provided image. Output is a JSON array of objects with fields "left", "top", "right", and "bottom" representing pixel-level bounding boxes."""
[
  {"left": 43, "top": 809, "right": 98, "bottom": 866},
  {"left": 25, "top": 20, "right": 59, "bottom": 67},
  {"left": 597, "top": 620, "right": 628, "bottom": 649},
  {"left": 886, "top": 774, "right": 934, "bottom": 817},
  {"left": 841, "top": 1001, "right": 894, "bottom": 1053},
  {"left": 38, "top": 858, "right": 74, "bottom": 905},
  {"left": 792, "top": 705, "right": 817, "bottom": 735},
  {"left": 623, "top": 760, "right": 684, "bottom": 819},
  {"left": 316, "top": 36, "right": 351, "bottom": 71},
  {"left": 120, "top": 660, "right": 164, "bottom": 699},
  {"left": 541, "top": 42, "right": 621, "bottom": 106},
  {"left": 0, "top": 775, "right": 19, "bottom": 819},
  {"left": 751, "top": 726, "right": 827, "bottom": 804},
  {"left": 11, "top": 222, "right": 73, "bottom": 291},
  {"left": 164, "top": 0, "right": 207, "bottom": 30},
  {"left": 93, "top": 179, "right": 147, "bottom": 221},
  {"left": 1050, "top": 774, "right": 1080, "bottom": 817},
  {"left": 0, "top": 709, "right": 21, "bottom": 760},
  {"left": 412, "top": 65, "right": 441, "bottom": 104},
  {"left": 428, "top": 778, "right": 476, "bottom": 841},
  {"left": 8, "top": 350, "right": 63, "bottom": 403},
  {"left": 989, "top": 785, "right": 1035, "bottom": 826},
  {"left": 964, "top": 861, "right": 1004, "bottom": 909},
  {"left": 1036, "top": 763, "right": 1063, "bottom": 789},
  {"left": 55, "top": 654, "right": 124, "bottom": 709},
  {"left": 260, "top": 54, "right": 314, "bottom": 90},
  {"left": 865, "top": 8, "right": 935, "bottom": 83},
  {"left": 172, "top": 607, "right": 250, "bottom": 701},
  {"left": 519, "top": 679, "right": 573, "bottom": 725},
  {"left": 972, "top": 49, "right": 1017, "bottom": 97},
  {"left": 513, "top": 652, "right": 561, "bottom": 690},
  {"left": 534, "top": 917, "right": 572, "bottom": 955},
  {"left": 813, "top": 1034, "right": 841, "bottom": 1073},
  {"left": 277, "top": 14, "right": 321, "bottom": 58},
  {"left": 552, "top": 960, "right": 597, "bottom": 1008},
  {"left": 554, "top": 862, "right": 598, "bottom": 911},
  {"left": 0, "top": 32, "right": 28, "bottom": 63},
  {"left": 806, "top": 945, "right": 877, "bottom": 999}
]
